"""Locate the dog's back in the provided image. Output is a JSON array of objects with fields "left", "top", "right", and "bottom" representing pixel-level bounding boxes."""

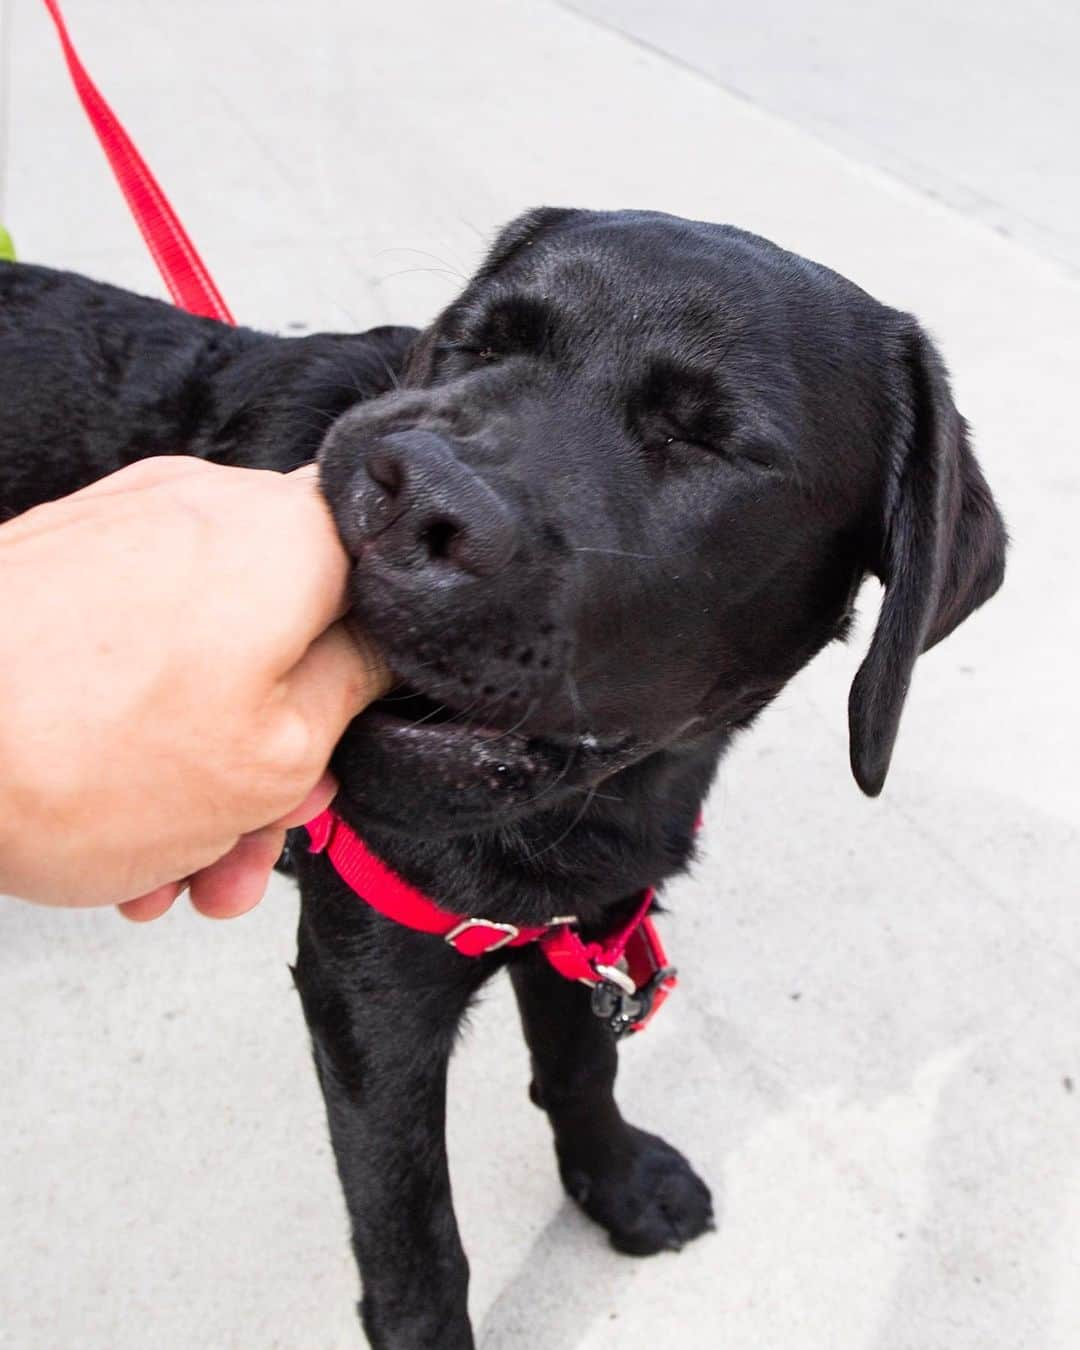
[{"left": 0, "top": 260, "right": 414, "bottom": 518}]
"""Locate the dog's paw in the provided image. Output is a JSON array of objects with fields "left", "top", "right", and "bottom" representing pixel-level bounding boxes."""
[{"left": 558, "top": 1125, "right": 714, "bottom": 1256}]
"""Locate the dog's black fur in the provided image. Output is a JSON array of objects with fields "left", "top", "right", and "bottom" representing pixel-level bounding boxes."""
[{"left": 0, "top": 208, "right": 1005, "bottom": 1348}]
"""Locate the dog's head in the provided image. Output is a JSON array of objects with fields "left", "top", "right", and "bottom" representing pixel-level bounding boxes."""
[{"left": 319, "top": 208, "right": 1005, "bottom": 832}]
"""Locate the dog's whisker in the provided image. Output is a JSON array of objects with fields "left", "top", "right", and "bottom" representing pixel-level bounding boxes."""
[
  {"left": 457, "top": 216, "right": 487, "bottom": 242},
  {"left": 373, "top": 353, "right": 403, "bottom": 394},
  {"left": 376, "top": 266, "right": 469, "bottom": 286},
  {"left": 509, "top": 740, "right": 581, "bottom": 814},
  {"left": 374, "top": 247, "right": 468, "bottom": 282},
  {"left": 211, "top": 395, "right": 341, "bottom": 434},
  {"left": 522, "top": 783, "right": 599, "bottom": 865},
  {"left": 486, "top": 698, "right": 539, "bottom": 743},
  {"left": 572, "top": 545, "right": 688, "bottom": 587},
  {"left": 572, "top": 547, "right": 657, "bottom": 559},
  {"left": 445, "top": 699, "right": 487, "bottom": 728},
  {"left": 406, "top": 701, "right": 452, "bottom": 729},
  {"left": 563, "top": 669, "right": 591, "bottom": 736},
  {"left": 564, "top": 783, "right": 623, "bottom": 803},
  {"left": 380, "top": 654, "right": 453, "bottom": 681},
  {"left": 293, "top": 403, "right": 351, "bottom": 426}
]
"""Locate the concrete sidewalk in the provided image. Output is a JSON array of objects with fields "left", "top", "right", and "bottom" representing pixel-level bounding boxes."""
[{"left": 2, "top": 2, "right": 1077, "bottom": 1347}]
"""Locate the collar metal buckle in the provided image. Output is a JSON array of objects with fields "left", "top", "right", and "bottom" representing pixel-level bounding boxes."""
[
  {"left": 444, "top": 917, "right": 521, "bottom": 954},
  {"left": 592, "top": 962, "right": 637, "bottom": 996}
]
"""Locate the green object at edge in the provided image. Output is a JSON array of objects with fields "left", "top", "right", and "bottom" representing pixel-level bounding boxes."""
[{"left": 0, "top": 225, "right": 14, "bottom": 262}]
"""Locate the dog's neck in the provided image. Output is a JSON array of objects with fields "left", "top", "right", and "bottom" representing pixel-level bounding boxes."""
[{"left": 330, "top": 732, "right": 728, "bottom": 928}]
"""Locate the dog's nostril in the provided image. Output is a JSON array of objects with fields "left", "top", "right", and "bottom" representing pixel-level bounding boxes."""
[
  {"left": 354, "top": 430, "right": 516, "bottom": 577},
  {"left": 366, "top": 449, "right": 404, "bottom": 498},
  {"left": 420, "top": 518, "right": 462, "bottom": 562}
]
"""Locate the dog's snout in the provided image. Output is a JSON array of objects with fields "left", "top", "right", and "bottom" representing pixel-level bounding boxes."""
[{"left": 348, "top": 429, "right": 516, "bottom": 578}]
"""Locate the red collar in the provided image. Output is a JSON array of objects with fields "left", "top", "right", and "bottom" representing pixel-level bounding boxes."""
[{"left": 304, "top": 808, "right": 676, "bottom": 1036}]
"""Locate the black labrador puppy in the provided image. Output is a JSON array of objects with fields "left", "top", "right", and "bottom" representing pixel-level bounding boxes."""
[{"left": 0, "top": 208, "right": 1006, "bottom": 1348}]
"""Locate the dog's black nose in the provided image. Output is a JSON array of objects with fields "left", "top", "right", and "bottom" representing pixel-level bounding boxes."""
[{"left": 346, "top": 429, "right": 516, "bottom": 578}]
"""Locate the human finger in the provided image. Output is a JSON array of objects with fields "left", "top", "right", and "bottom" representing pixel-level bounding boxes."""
[
  {"left": 187, "top": 828, "right": 285, "bottom": 919},
  {"left": 273, "top": 771, "right": 340, "bottom": 829},
  {"left": 117, "top": 880, "right": 187, "bottom": 922},
  {"left": 280, "top": 622, "right": 391, "bottom": 759}
]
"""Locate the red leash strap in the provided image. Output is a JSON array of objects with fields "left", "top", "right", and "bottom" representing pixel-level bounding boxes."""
[{"left": 41, "top": 0, "right": 234, "bottom": 323}]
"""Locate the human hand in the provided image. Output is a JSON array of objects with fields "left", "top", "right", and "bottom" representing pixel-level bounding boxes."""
[{"left": 0, "top": 457, "right": 389, "bottom": 917}]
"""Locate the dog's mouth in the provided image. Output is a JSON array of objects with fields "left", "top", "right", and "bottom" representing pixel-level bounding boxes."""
[
  {"left": 351, "top": 681, "right": 639, "bottom": 804},
  {"left": 365, "top": 685, "right": 510, "bottom": 737}
]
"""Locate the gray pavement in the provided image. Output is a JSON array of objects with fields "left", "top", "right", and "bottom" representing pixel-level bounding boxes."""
[
  {"left": 565, "top": 0, "right": 1080, "bottom": 275},
  {"left": 1, "top": 2, "right": 1077, "bottom": 1347}
]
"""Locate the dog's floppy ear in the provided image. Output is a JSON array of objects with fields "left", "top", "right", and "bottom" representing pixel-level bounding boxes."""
[
  {"left": 474, "top": 206, "right": 582, "bottom": 281},
  {"left": 848, "top": 321, "right": 1006, "bottom": 796}
]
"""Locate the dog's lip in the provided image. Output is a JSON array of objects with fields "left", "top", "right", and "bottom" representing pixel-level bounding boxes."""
[
  {"left": 356, "top": 685, "right": 633, "bottom": 769},
  {"left": 353, "top": 700, "right": 569, "bottom": 798},
  {"left": 360, "top": 701, "right": 521, "bottom": 747}
]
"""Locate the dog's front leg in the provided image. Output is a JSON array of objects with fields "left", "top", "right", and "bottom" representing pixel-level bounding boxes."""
[
  {"left": 293, "top": 888, "right": 483, "bottom": 1350},
  {"left": 511, "top": 947, "right": 714, "bottom": 1256}
]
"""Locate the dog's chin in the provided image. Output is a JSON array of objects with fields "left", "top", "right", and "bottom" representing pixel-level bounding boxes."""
[{"left": 328, "top": 693, "right": 642, "bottom": 836}]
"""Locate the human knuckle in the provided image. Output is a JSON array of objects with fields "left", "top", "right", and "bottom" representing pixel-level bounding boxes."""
[{"left": 260, "top": 707, "right": 320, "bottom": 781}]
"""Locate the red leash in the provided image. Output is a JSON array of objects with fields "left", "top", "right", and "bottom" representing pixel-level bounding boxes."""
[
  {"left": 44, "top": 1, "right": 678, "bottom": 1034},
  {"left": 41, "top": 0, "right": 234, "bottom": 323}
]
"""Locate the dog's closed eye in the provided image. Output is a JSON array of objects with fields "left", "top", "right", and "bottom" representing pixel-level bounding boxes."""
[
  {"left": 639, "top": 416, "right": 721, "bottom": 464},
  {"left": 445, "top": 295, "right": 557, "bottom": 370},
  {"left": 435, "top": 340, "right": 500, "bottom": 368},
  {"left": 631, "top": 358, "right": 737, "bottom": 463}
]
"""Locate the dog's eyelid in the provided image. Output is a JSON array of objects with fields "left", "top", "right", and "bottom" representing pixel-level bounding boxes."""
[
  {"left": 741, "top": 447, "right": 779, "bottom": 470},
  {"left": 726, "top": 430, "right": 788, "bottom": 472},
  {"left": 433, "top": 339, "right": 501, "bottom": 367},
  {"left": 455, "top": 292, "right": 559, "bottom": 359},
  {"left": 639, "top": 410, "right": 730, "bottom": 461},
  {"left": 643, "top": 420, "right": 783, "bottom": 473},
  {"left": 443, "top": 340, "right": 495, "bottom": 357}
]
